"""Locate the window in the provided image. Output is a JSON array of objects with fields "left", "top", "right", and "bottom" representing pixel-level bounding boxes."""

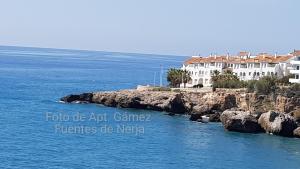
[
  {"left": 268, "top": 63, "right": 276, "bottom": 67},
  {"left": 249, "top": 72, "right": 251, "bottom": 76},
  {"left": 262, "top": 72, "right": 265, "bottom": 76},
  {"left": 297, "top": 66, "right": 300, "bottom": 70},
  {"left": 241, "top": 64, "right": 247, "bottom": 68}
]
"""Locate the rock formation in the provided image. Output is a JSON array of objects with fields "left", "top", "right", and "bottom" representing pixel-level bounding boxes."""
[
  {"left": 61, "top": 90, "right": 239, "bottom": 117},
  {"left": 61, "top": 89, "right": 300, "bottom": 138},
  {"left": 220, "top": 110, "right": 262, "bottom": 133},
  {"left": 258, "top": 111, "right": 297, "bottom": 137},
  {"left": 293, "top": 127, "right": 300, "bottom": 138}
]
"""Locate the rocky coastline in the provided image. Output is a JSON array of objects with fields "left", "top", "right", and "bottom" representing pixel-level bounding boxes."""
[{"left": 61, "top": 88, "right": 300, "bottom": 138}]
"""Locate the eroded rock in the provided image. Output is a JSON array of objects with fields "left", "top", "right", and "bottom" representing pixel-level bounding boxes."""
[
  {"left": 293, "top": 127, "right": 300, "bottom": 138},
  {"left": 258, "top": 111, "right": 297, "bottom": 137},
  {"left": 60, "top": 93, "right": 93, "bottom": 103},
  {"left": 220, "top": 110, "right": 262, "bottom": 133}
]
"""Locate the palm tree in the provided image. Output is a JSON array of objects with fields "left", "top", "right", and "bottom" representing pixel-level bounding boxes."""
[
  {"left": 181, "top": 69, "right": 191, "bottom": 88},
  {"left": 167, "top": 68, "right": 191, "bottom": 88},
  {"left": 212, "top": 70, "right": 220, "bottom": 76}
]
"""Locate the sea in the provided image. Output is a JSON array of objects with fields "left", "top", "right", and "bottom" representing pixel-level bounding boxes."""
[{"left": 0, "top": 46, "right": 299, "bottom": 169}]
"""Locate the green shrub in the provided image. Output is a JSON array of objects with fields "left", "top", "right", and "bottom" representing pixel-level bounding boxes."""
[
  {"left": 246, "top": 80, "right": 256, "bottom": 93},
  {"left": 290, "top": 83, "right": 300, "bottom": 91},
  {"left": 276, "top": 74, "right": 293, "bottom": 85},
  {"left": 152, "top": 87, "right": 171, "bottom": 91},
  {"left": 211, "top": 72, "right": 246, "bottom": 89},
  {"left": 172, "top": 89, "right": 181, "bottom": 92},
  {"left": 253, "top": 76, "right": 277, "bottom": 95},
  {"left": 193, "top": 84, "right": 203, "bottom": 88}
]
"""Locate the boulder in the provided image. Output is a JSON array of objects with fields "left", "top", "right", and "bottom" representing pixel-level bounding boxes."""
[
  {"left": 220, "top": 110, "right": 262, "bottom": 133},
  {"left": 294, "top": 127, "right": 300, "bottom": 138},
  {"left": 60, "top": 93, "right": 93, "bottom": 103},
  {"left": 189, "top": 113, "right": 203, "bottom": 121},
  {"left": 191, "top": 105, "right": 210, "bottom": 114},
  {"left": 208, "top": 113, "right": 221, "bottom": 122},
  {"left": 258, "top": 111, "right": 297, "bottom": 137},
  {"left": 290, "top": 110, "right": 300, "bottom": 124}
]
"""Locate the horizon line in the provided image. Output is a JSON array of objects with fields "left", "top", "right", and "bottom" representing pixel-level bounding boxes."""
[{"left": 0, "top": 45, "right": 187, "bottom": 58}]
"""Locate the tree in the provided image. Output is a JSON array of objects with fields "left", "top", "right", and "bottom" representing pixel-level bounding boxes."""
[
  {"left": 167, "top": 68, "right": 191, "bottom": 88},
  {"left": 181, "top": 69, "right": 191, "bottom": 88},
  {"left": 254, "top": 76, "right": 277, "bottom": 95},
  {"left": 212, "top": 70, "right": 220, "bottom": 76},
  {"left": 211, "top": 70, "right": 243, "bottom": 89}
]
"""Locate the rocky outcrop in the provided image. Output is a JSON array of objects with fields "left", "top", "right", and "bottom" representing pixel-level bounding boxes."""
[
  {"left": 207, "top": 113, "right": 221, "bottom": 122},
  {"left": 61, "top": 90, "right": 239, "bottom": 116},
  {"left": 290, "top": 110, "right": 300, "bottom": 124},
  {"left": 294, "top": 127, "right": 300, "bottom": 138},
  {"left": 61, "top": 89, "right": 300, "bottom": 138},
  {"left": 62, "top": 90, "right": 187, "bottom": 114},
  {"left": 220, "top": 110, "right": 262, "bottom": 133},
  {"left": 236, "top": 93, "right": 300, "bottom": 114},
  {"left": 258, "top": 111, "right": 297, "bottom": 137},
  {"left": 96, "top": 91, "right": 187, "bottom": 113},
  {"left": 60, "top": 93, "right": 93, "bottom": 103}
]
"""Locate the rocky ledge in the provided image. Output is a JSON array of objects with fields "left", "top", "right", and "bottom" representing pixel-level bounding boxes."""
[
  {"left": 220, "top": 110, "right": 299, "bottom": 137},
  {"left": 61, "top": 89, "right": 300, "bottom": 138},
  {"left": 60, "top": 89, "right": 240, "bottom": 118}
]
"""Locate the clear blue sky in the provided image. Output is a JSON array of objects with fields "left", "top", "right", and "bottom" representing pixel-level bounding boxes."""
[{"left": 0, "top": 0, "right": 299, "bottom": 55}]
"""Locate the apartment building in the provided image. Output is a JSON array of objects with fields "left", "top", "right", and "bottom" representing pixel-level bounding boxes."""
[
  {"left": 289, "top": 50, "right": 300, "bottom": 83},
  {"left": 181, "top": 51, "right": 294, "bottom": 87}
]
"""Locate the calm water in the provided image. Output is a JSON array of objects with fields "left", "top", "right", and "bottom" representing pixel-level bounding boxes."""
[{"left": 0, "top": 46, "right": 299, "bottom": 169}]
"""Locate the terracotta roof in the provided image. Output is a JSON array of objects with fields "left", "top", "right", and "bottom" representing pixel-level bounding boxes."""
[
  {"left": 184, "top": 53, "right": 293, "bottom": 65},
  {"left": 238, "top": 51, "right": 250, "bottom": 56}
]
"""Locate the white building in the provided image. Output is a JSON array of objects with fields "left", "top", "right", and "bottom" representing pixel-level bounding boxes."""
[
  {"left": 289, "top": 50, "right": 300, "bottom": 83},
  {"left": 181, "top": 51, "right": 294, "bottom": 87}
]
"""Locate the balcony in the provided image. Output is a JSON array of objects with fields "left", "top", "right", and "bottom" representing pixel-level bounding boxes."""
[
  {"left": 291, "top": 60, "right": 300, "bottom": 65},
  {"left": 289, "top": 78, "right": 300, "bottom": 83},
  {"left": 290, "top": 69, "right": 300, "bottom": 74}
]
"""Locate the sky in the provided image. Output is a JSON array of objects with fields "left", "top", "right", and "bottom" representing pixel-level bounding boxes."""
[{"left": 0, "top": 0, "right": 299, "bottom": 56}]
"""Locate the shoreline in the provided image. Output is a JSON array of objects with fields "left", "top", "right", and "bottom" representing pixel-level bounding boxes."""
[{"left": 60, "top": 88, "right": 300, "bottom": 138}]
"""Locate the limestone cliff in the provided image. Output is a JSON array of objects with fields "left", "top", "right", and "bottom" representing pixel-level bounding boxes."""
[{"left": 60, "top": 89, "right": 299, "bottom": 119}]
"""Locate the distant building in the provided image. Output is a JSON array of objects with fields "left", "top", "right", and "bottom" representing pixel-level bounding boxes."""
[
  {"left": 181, "top": 51, "right": 295, "bottom": 87},
  {"left": 289, "top": 50, "right": 300, "bottom": 83}
]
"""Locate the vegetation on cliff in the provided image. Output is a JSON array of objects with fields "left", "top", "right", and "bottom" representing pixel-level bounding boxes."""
[
  {"left": 211, "top": 70, "right": 246, "bottom": 90},
  {"left": 211, "top": 71, "right": 299, "bottom": 96},
  {"left": 167, "top": 68, "right": 191, "bottom": 88}
]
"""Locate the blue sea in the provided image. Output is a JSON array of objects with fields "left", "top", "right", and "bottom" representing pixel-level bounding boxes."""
[{"left": 0, "top": 46, "right": 299, "bottom": 169}]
